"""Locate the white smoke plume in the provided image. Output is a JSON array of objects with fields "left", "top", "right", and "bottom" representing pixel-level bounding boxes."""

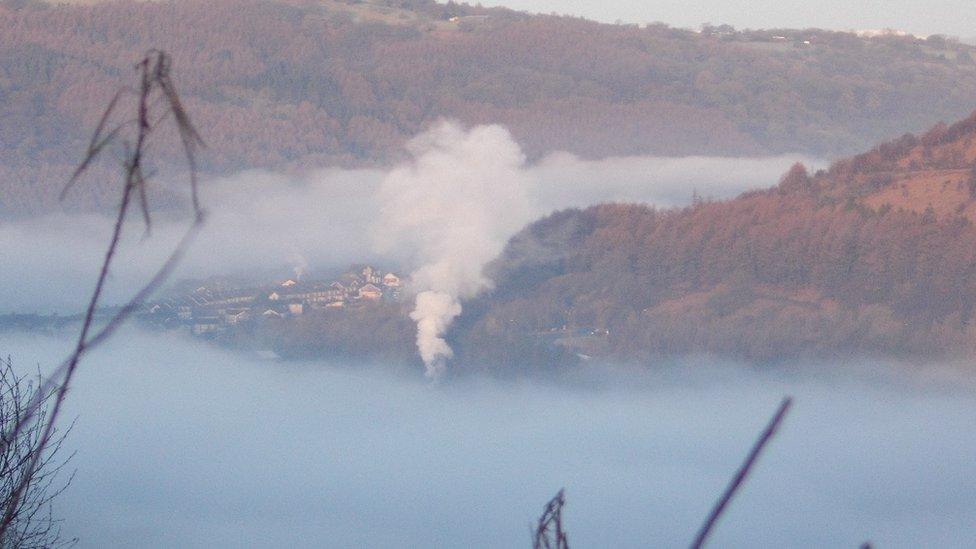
[
  {"left": 409, "top": 291, "right": 462, "bottom": 378},
  {"left": 287, "top": 250, "right": 309, "bottom": 281},
  {"left": 375, "top": 121, "right": 534, "bottom": 377}
]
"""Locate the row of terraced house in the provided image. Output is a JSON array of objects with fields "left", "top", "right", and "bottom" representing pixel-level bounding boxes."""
[{"left": 142, "top": 266, "right": 403, "bottom": 336}]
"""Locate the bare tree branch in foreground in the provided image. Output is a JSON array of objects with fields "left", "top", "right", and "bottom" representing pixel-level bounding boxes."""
[
  {"left": 0, "top": 50, "right": 205, "bottom": 541},
  {"left": 0, "top": 356, "right": 76, "bottom": 548},
  {"left": 689, "top": 396, "right": 793, "bottom": 549},
  {"left": 533, "top": 488, "right": 569, "bottom": 549},
  {"left": 527, "top": 397, "right": 792, "bottom": 549}
]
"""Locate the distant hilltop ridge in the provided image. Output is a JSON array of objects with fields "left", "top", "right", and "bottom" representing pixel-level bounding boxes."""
[
  {"left": 447, "top": 111, "right": 976, "bottom": 371},
  {"left": 809, "top": 113, "right": 976, "bottom": 221},
  {"left": 5, "top": 0, "right": 976, "bottom": 214}
]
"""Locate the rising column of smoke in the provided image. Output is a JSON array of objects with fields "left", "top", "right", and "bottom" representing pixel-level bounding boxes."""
[
  {"left": 374, "top": 121, "right": 533, "bottom": 378},
  {"left": 286, "top": 249, "right": 309, "bottom": 281}
]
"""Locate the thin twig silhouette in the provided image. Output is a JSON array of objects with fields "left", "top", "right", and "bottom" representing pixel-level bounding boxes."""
[
  {"left": 0, "top": 356, "right": 78, "bottom": 547},
  {"left": 533, "top": 489, "right": 569, "bottom": 549},
  {"left": 689, "top": 396, "right": 792, "bottom": 549},
  {"left": 0, "top": 50, "right": 205, "bottom": 540}
]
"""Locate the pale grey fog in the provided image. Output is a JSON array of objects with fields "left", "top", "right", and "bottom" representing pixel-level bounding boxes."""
[
  {"left": 3, "top": 328, "right": 975, "bottom": 547},
  {"left": 0, "top": 147, "right": 819, "bottom": 314},
  {"left": 0, "top": 125, "right": 959, "bottom": 548}
]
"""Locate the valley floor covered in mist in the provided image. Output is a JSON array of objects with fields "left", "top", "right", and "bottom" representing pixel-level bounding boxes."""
[
  {"left": 5, "top": 119, "right": 974, "bottom": 546},
  {"left": 4, "top": 327, "right": 974, "bottom": 548}
]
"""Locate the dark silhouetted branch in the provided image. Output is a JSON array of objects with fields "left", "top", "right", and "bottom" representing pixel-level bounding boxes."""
[
  {"left": 0, "top": 50, "right": 205, "bottom": 541},
  {"left": 690, "top": 396, "right": 792, "bottom": 549},
  {"left": 533, "top": 489, "right": 569, "bottom": 549},
  {"left": 0, "top": 355, "right": 77, "bottom": 548}
]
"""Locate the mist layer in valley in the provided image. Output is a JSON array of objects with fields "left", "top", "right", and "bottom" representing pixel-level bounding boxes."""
[
  {"left": 3, "top": 327, "right": 975, "bottom": 548},
  {"left": 0, "top": 121, "right": 820, "bottom": 314},
  {"left": 5, "top": 121, "right": 973, "bottom": 547}
]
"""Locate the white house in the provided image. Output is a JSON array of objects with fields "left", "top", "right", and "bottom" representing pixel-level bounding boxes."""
[{"left": 359, "top": 284, "right": 383, "bottom": 300}]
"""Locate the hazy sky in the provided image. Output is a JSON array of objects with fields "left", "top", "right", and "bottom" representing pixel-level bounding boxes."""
[{"left": 477, "top": 0, "right": 976, "bottom": 39}]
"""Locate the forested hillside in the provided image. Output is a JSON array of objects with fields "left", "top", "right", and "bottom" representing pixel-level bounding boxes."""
[
  {"left": 4, "top": 0, "right": 976, "bottom": 213},
  {"left": 452, "top": 113, "right": 976, "bottom": 371}
]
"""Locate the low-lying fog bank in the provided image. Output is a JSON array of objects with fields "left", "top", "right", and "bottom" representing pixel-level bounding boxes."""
[
  {"left": 0, "top": 146, "right": 820, "bottom": 315},
  {"left": 3, "top": 327, "right": 974, "bottom": 548}
]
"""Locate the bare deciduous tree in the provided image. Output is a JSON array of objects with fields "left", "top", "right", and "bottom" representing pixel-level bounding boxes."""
[{"left": 0, "top": 356, "right": 75, "bottom": 548}]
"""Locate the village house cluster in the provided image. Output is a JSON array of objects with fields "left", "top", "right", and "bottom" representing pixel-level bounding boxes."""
[{"left": 142, "top": 266, "right": 403, "bottom": 336}]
